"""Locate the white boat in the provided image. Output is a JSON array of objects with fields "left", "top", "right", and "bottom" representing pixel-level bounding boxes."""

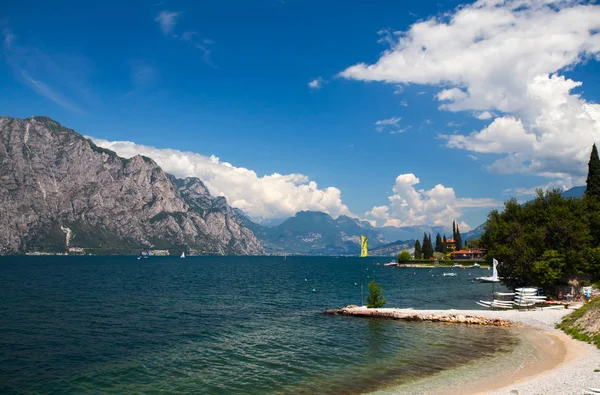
[
  {"left": 384, "top": 262, "right": 398, "bottom": 267},
  {"left": 475, "top": 258, "right": 500, "bottom": 282},
  {"left": 472, "top": 263, "right": 480, "bottom": 268},
  {"left": 453, "top": 263, "right": 462, "bottom": 268},
  {"left": 180, "top": 252, "right": 185, "bottom": 259},
  {"left": 443, "top": 272, "right": 457, "bottom": 276}
]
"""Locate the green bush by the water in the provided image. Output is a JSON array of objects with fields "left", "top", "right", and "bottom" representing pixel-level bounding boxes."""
[
  {"left": 397, "top": 250, "right": 411, "bottom": 263},
  {"left": 366, "top": 280, "right": 386, "bottom": 308}
]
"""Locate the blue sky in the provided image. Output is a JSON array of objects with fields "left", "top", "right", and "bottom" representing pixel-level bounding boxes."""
[{"left": 2, "top": 0, "right": 600, "bottom": 229}]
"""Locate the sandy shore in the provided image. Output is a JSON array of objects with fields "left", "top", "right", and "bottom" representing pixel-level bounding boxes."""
[{"left": 336, "top": 307, "right": 600, "bottom": 394}]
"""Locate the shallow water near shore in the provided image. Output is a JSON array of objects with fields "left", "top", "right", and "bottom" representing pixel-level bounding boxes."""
[{"left": 1, "top": 256, "right": 516, "bottom": 393}]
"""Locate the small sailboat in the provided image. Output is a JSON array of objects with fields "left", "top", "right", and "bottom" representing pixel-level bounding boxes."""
[
  {"left": 475, "top": 258, "right": 500, "bottom": 282},
  {"left": 144, "top": 250, "right": 150, "bottom": 259},
  {"left": 180, "top": 251, "right": 185, "bottom": 259},
  {"left": 137, "top": 251, "right": 142, "bottom": 260},
  {"left": 443, "top": 272, "right": 457, "bottom": 277}
]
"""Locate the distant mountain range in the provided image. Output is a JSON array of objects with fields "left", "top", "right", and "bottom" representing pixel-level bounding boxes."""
[
  {"left": 369, "top": 239, "right": 416, "bottom": 257},
  {"left": 237, "top": 210, "right": 387, "bottom": 255},
  {"left": 3, "top": 115, "right": 585, "bottom": 256},
  {"left": 238, "top": 210, "right": 456, "bottom": 256}
]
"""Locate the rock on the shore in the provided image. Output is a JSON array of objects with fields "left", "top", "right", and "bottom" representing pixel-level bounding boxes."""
[{"left": 324, "top": 306, "right": 517, "bottom": 327}]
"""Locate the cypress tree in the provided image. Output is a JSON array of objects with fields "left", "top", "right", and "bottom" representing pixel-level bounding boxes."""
[
  {"left": 423, "top": 233, "right": 434, "bottom": 259},
  {"left": 452, "top": 221, "right": 456, "bottom": 240},
  {"left": 414, "top": 239, "right": 422, "bottom": 259},
  {"left": 435, "top": 233, "right": 442, "bottom": 253},
  {"left": 443, "top": 234, "right": 447, "bottom": 253},
  {"left": 586, "top": 143, "right": 600, "bottom": 198},
  {"left": 455, "top": 224, "right": 463, "bottom": 250}
]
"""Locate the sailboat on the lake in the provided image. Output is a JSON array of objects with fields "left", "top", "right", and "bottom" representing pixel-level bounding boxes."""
[
  {"left": 475, "top": 258, "right": 500, "bottom": 282},
  {"left": 180, "top": 251, "right": 185, "bottom": 259}
]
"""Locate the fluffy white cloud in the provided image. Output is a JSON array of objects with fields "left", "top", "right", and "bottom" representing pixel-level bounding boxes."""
[
  {"left": 308, "top": 77, "right": 324, "bottom": 90},
  {"left": 365, "top": 173, "right": 500, "bottom": 228},
  {"left": 155, "top": 11, "right": 182, "bottom": 35},
  {"left": 474, "top": 111, "right": 493, "bottom": 120},
  {"left": 90, "top": 138, "right": 352, "bottom": 222},
  {"left": 339, "top": 0, "right": 600, "bottom": 184}
]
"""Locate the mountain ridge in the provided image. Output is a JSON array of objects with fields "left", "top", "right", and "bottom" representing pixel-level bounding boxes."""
[{"left": 0, "top": 116, "right": 264, "bottom": 255}]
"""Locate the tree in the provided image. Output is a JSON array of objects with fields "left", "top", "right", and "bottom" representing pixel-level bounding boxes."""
[
  {"left": 468, "top": 238, "right": 482, "bottom": 249},
  {"left": 422, "top": 233, "right": 433, "bottom": 259},
  {"left": 414, "top": 240, "right": 422, "bottom": 259},
  {"left": 443, "top": 234, "right": 447, "bottom": 252},
  {"left": 366, "top": 280, "right": 386, "bottom": 308},
  {"left": 435, "top": 233, "right": 443, "bottom": 253},
  {"left": 455, "top": 225, "right": 463, "bottom": 250},
  {"left": 586, "top": 143, "right": 600, "bottom": 199},
  {"left": 452, "top": 220, "right": 456, "bottom": 239},
  {"left": 398, "top": 250, "right": 411, "bottom": 263},
  {"left": 482, "top": 189, "right": 594, "bottom": 289}
]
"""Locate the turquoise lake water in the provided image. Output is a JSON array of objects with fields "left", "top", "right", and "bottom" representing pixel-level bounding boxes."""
[{"left": 0, "top": 256, "right": 515, "bottom": 394}]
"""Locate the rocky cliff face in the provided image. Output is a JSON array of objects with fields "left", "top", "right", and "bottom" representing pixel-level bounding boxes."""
[{"left": 0, "top": 116, "right": 264, "bottom": 255}]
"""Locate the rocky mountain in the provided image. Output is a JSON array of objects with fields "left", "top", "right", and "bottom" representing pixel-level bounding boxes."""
[
  {"left": 0, "top": 116, "right": 264, "bottom": 255},
  {"left": 562, "top": 186, "right": 585, "bottom": 198},
  {"left": 464, "top": 223, "right": 485, "bottom": 240},
  {"left": 369, "top": 239, "right": 415, "bottom": 257},
  {"left": 238, "top": 210, "right": 387, "bottom": 255}
]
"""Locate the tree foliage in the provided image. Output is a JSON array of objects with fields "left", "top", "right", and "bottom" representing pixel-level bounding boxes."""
[
  {"left": 414, "top": 240, "right": 422, "bottom": 259},
  {"left": 482, "top": 188, "right": 600, "bottom": 289},
  {"left": 366, "top": 280, "right": 386, "bottom": 308},
  {"left": 586, "top": 143, "right": 600, "bottom": 199},
  {"left": 454, "top": 225, "right": 463, "bottom": 250},
  {"left": 422, "top": 233, "right": 434, "bottom": 259},
  {"left": 435, "top": 233, "right": 443, "bottom": 253},
  {"left": 398, "top": 250, "right": 411, "bottom": 263}
]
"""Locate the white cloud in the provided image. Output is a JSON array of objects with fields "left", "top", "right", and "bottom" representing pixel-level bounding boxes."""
[
  {"left": 308, "top": 77, "right": 324, "bottom": 90},
  {"left": 468, "top": 154, "right": 478, "bottom": 161},
  {"left": 90, "top": 138, "right": 352, "bottom": 222},
  {"left": 474, "top": 111, "right": 493, "bottom": 120},
  {"left": 2, "top": 28, "right": 93, "bottom": 113},
  {"left": 129, "top": 60, "right": 159, "bottom": 89},
  {"left": 375, "top": 116, "right": 402, "bottom": 133},
  {"left": 2, "top": 28, "right": 14, "bottom": 48},
  {"left": 155, "top": 11, "right": 182, "bottom": 35},
  {"left": 393, "top": 85, "right": 404, "bottom": 94},
  {"left": 339, "top": 0, "right": 600, "bottom": 185},
  {"left": 365, "top": 173, "right": 501, "bottom": 228},
  {"left": 400, "top": 100, "right": 408, "bottom": 107},
  {"left": 503, "top": 179, "right": 572, "bottom": 197},
  {"left": 20, "top": 71, "right": 82, "bottom": 113}
]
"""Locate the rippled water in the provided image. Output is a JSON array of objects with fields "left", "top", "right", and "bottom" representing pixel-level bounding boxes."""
[{"left": 0, "top": 256, "right": 515, "bottom": 393}]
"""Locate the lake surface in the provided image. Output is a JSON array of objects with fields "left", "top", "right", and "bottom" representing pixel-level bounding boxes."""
[{"left": 0, "top": 256, "right": 515, "bottom": 394}]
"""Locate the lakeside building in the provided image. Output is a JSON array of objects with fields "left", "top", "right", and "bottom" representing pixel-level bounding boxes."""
[{"left": 450, "top": 248, "right": 485, "bottom": 260}]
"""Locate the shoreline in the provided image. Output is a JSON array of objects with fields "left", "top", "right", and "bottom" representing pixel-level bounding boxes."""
[{"left": 328, "top": 306, "right": 600, "bottom": 394}]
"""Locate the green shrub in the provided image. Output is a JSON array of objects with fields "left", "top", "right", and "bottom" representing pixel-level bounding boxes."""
[
  {"left": 366, "top": 280, "right": 386, "bottom": 308},
  {"left": 398, "top": 250, "right": 411, "bottom": 263}
]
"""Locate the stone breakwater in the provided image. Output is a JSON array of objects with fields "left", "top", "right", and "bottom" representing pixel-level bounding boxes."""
[{"left": 324, "top": 306, "right": 518, "bottom": 327}]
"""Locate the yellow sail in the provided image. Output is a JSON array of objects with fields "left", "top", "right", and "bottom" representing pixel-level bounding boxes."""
[{"left": 360, "top": 235, "right": 368, "bottom": 257}]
